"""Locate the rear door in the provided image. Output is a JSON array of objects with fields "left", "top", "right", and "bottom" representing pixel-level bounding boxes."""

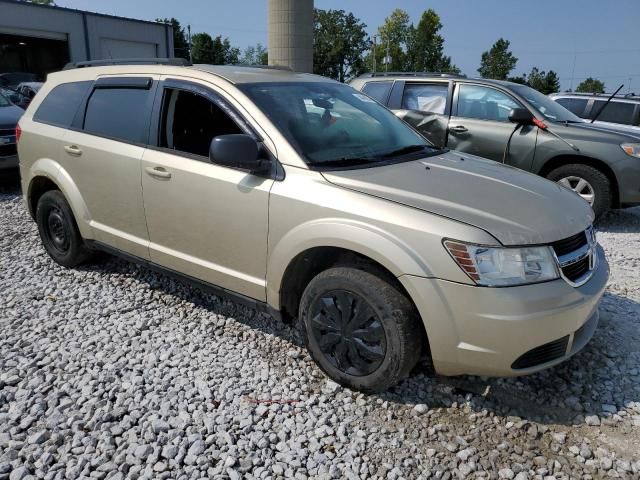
[
  {"left": 389, "top": 80, "right": 451, "bottom": 148},
  {"left": 447, "top": 83, "right": 538, "bottom": 171}
]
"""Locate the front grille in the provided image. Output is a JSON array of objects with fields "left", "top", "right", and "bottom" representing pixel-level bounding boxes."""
[
  {"left": 512, "top": 335, "right": 570, "bottom": 369},
  {"left": 0, "top": 129, "right": 15, "bottom": 137},
  {"left": 562, "top": 257, "right": 590, "bottom": 282},
  {"left": 0, "top": 144, "right": 17, "bottom": 157},
  {"left": 551, "top": 231, "right": 587, "bottom": 257}
]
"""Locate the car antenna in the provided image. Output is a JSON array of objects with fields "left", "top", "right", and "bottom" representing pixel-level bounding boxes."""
[{"left": 590, "top": 84, "right": 624, "bottom": 124}]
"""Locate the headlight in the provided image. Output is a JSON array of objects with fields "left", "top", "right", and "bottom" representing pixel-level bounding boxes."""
[
  {"left": 444, "top": 240, "right": 559, "bottom": 287},
  {"left": 621, "top": 143, "right": 640, "bottom": 158}
]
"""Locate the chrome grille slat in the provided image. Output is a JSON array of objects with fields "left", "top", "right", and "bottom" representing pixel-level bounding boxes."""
[{"left": 551, "top": 227, "right": 597, "bottom": 287}]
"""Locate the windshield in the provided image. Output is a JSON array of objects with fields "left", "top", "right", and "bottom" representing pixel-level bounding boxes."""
[
  {"left": 510, "top": 84, "right": 583, "bottom": 123},
  {"left": 0, "top": 93, "right": 9, "bottom": 107},
  {"left": 240, "top": 82, "right": 438, "bottom": 168}
]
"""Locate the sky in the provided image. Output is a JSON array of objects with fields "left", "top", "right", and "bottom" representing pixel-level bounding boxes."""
[{"left": 55, "top": 0, "right": 640, "bottom": 92}]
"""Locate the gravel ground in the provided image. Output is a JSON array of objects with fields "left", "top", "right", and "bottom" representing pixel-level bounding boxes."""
[{"left": 1, "top": 172, "right": 639, "bottom": 480}]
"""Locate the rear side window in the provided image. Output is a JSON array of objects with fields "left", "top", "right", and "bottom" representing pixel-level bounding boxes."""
[
  {"left": 555, "top": 97, "right": 589, "bottom": 118},
  {"left": 34, "top": 81, "right": 92, "bottom": 127},
  {"left": 361, "top": 81, "right": 393, "bottom": 104},
  {"left": 84, "top": 88, "right": 152, "bottom": 143},
  {"left": 589, "top": 100, "right": 636, "bottom": 125},
  {"left": 402, "top": 83, "right": 448, "bottom": 114}
]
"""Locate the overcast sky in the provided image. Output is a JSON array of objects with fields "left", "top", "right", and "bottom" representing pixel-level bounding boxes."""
[{"left": 55, "top": 0, "right": 640, "bottom": 92}]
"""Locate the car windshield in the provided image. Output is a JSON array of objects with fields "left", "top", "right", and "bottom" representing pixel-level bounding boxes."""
[
  {"left": 0, "top": 93, "right": 9, "bottom": 107},
  {"left": 240, "top": 81, "right": 439, "bottom": 168},
  {"left": 510, "top": 84, "right": 583, "bottom": 123}
]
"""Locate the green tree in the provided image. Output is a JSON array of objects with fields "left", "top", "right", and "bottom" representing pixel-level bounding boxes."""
[
  {"left": 314, "top": 9, "right": 369, "bottom": 82},
  {"left": 240, "top": 43, "right": 268, "bottom": 65},
  {"left": 478, "top": 38, "right": 517, "bottom": 80},
  {"left": 524, "top": 67, "right": 561, "bottom": 94},
  {"left": 405, "top": 9, "right": 459, "bottom": 73},
  {"left": 191, "top": 33, "right": 239, "bottom": 65},
  {"left": 576, "top": 77, "right": 605, "bottom": 93},
  {"left": 371, "top": 9, "right": 411, "bottom": 72},
  {"left": 156, "top": 18, "right": 189, "bottom": 59}
]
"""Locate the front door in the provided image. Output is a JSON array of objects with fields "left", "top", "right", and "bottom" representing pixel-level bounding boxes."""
[
  {"left": 140, "top": 79, "right": 273, "bottom": 300},
  {"left": 447, "top": 83, "right": 538, "bottom": 171}
]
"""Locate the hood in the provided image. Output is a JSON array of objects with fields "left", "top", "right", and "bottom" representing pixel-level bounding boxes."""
[
  {"left": 0, "top": 104, "right": 24, "bottom": 130},
  {"left": 322, "top": 152, "right": 594, "bottom": 246},
  {"left": 552, "top": 120, "right": 640, "bottom": 142}
]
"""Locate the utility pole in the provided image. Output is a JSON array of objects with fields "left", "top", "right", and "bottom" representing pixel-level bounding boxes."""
[
  {"left": 385, "top": 40, "right": 390, "bottom": 72},
  {"left": 372, "top": 35, "right": 377, "bottom": 73},
  {"left": 187, "top": 24, "right": 193, "bottom": 62}
]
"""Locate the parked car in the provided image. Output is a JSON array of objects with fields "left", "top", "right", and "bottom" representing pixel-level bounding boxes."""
[
  {"left": 0, "top": 91, "right": 23, "bottom": 170},
  {"left": 18, "top": 60, "right": 608, "bottom": 392},
  {"left": 0, "top": 87, "right": 28, "bottom": 108},
  {"left": 0, "top": 72, "right": 39, "bottom": 90},
  {"left": 549, "top": 92, "right": 640, "bottom": 134},
  {"left": 14, "top": 82, "right": 43, "bottom": 109},
  {"left": 350, "top": 73, "right": 640, "bottom": 219}
]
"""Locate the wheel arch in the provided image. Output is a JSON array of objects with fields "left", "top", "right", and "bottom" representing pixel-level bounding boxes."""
[{"left": 537, "top": 155, "right": 620, "bottom": 208}]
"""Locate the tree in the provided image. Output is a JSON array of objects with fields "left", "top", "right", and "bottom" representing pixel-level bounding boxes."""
[
  {"left": 156, "top": 18, "right": 189, "bottom": 59},
  {"left": 240, "top": 43, "right": 268, "bottom": 65},
  {"left": 191, "top": 33, "right": 239, "bottom": 65},
  {"left": 576, "top": 77, "right": 605, "bottom": 94},
  {"left": 524, "top": 67, "right": 561, "bottom": 94},
  {"left": 478, "top": 38, "right": 517, "bottom": 80},
  {"left": 406, "top": 9, "right": 459, "bottom": 73},
  {"left": 371, "top": 9, "right": 411, "bottom": 72},
  {"left": 313, "top": 9, "right": 369, "bottom": 82}
]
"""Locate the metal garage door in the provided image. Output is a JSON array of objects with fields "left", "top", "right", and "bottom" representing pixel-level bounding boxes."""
[{"left": 100, "top": 38, "right": 158, "bottom": 58}]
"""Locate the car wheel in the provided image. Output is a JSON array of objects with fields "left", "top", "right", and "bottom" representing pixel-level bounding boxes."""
[
  {"left": 546, "top": 164, "right": 611, "bottom": 220},
  {"left": 36, "top": 190, "right": 92, "bottom": 267},
  {"left": 299, "top": 267, "right": 423, "bottom": 393}
]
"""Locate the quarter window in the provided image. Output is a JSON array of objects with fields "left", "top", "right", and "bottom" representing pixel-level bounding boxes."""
[
  {"left": 159, "top": 88, "right": 243, "bottom": 158},
  {"left": 457, "top": 84, "right": 521, "bottom": 121},
  {"left": 84, "top": 88, "right": 152, "bottom": 143},
  {"left": 34, "top": 81, "right": 92, "bottom": 127},
  {"left": 589, "top": 100, "right": 636, "bottom": 126},
  {"left": 555, "top": 97, "right": 589, "bottom": 117},
  {"left": 401, "top": 83, "right": 448, "bottom": 114},
  {"left": 361, "top": 81, "right": 393, "bottom": 104}
]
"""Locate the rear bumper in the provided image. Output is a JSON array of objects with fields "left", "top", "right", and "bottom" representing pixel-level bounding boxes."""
[
  {"left": 400, "top": 245, "right": 609, "bottom": 377},
  {"left": 0, "top": 154, "right": 18, "bottom": 170}
]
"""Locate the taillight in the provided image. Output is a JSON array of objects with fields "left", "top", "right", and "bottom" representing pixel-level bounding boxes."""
[{"left": 16, "top": 124, "right": 21, "bottom": 143}]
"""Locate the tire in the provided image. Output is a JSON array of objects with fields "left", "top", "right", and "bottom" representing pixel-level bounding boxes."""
[
  {"left": 299, "top": 267, "right": 424, "bottom": 393},
  {"left": 36, "top": 190, "right": 92, "bottom": 267},
  {"left": 546, "top": 164, "right": 611, "bottom": 220}
]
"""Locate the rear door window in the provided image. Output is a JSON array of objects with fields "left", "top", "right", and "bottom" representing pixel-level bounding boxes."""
[
  {"left": 401, "top": 83, "right": 448, "bottom": 114},
  {"left": 361, "top": 81, "right": 393, "bottom": 104},
  {"left": 33, "top": 81, "right": 92, "bottom": 127},
  {"left": 554, "top": 97, "right": 589, "bottom": 118},
  {"left": 84, "top": 87, "right": 153, "bottom": 143},
  {"left": 589, "top": 100, "right": 636, "bottom": 125}
]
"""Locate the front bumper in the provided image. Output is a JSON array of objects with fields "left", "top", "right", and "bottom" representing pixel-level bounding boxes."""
[
  {"left": 0, "top": 154, "right": 18, "bottom": 170},
  {"left": 400, "top": 245, "right": 609, "bottom": 377}
]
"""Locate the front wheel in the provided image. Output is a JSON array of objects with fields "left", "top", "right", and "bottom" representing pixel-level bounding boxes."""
[
  {"left": 546, "top": 164, "right": 611, "bottom": 220},
  {"left": 299, "top": 267, "right": 424, "bottom": 393}
]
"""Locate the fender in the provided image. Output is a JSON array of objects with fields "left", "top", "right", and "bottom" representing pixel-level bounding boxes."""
[
  {"left": 266, "top": 217, "right": 433, "bottom": 309},
  {"left": 28, "top": 158, "right": 94, "bottom": 239}
]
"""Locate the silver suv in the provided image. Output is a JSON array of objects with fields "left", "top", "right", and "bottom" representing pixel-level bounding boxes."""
[
  {"left": 550, "top": 92, "right": 640, "bottom": 133},
  {"left": 18, "top": 60, "right": 608, "bottom": 392}
]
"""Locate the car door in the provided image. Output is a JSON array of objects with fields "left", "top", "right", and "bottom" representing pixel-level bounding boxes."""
[
  {"left": 140, "top": 78, "right": 274, "bottom": 301},
  {"left": 388, "top": 81, "right": 451, "bottom": 148},
  {"left": 62, "top": 75, "right": 158, "bottom": 259},
  {"left": 447, "top": 83, "right": 538, "bottom": 171}
]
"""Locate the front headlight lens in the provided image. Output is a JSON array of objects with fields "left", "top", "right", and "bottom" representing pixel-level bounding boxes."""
[
  {"left": 444, "top": 241, "right": 559, "bottom": 286},
  {"left": 621, "top": 143, "right": 640, "bottom": 158}
]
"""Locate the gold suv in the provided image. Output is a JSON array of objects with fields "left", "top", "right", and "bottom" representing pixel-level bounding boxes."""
[{"left": 18, "top": 60, "right": 609, "bottom": 392}]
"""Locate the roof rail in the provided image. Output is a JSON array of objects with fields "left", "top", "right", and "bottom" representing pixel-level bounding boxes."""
[
  {"left": 63, "top": 58, "right": 192, "bottom": 70},
  {"left": 358, "top": 72, "right": 467, "bottom": 79},
  {"left": 226, "top": 64, "right": 293, "bottom": 71}
]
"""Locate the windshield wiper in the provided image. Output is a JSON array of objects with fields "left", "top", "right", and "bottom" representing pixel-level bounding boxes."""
[
  {"left": 380, "top": 144, "right": 431, "bottom": 158},
  {"left": 310, "top": 157, "right": 381, "bottom": 168}
]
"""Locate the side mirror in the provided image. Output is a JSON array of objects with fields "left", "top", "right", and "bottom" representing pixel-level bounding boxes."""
[
  {"left": 209, "top": 134, "right": 270, "bottom": 174},
  {"left": 508, "top": 107, "right": 534, "bottom": 125}
]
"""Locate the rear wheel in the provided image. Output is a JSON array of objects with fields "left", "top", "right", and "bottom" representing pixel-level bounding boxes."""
[
  {"left": 299, "top": 267, "right": 423, "bottom": 392},
  {"left": 36, "top": 190, "right": 92, "bottom": 267},
  {"left": 546, "top": 164, "right": 611, "bottom": 220}
]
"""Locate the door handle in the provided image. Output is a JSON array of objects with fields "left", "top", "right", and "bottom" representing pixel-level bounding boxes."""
[
  {"left": 145, "top": 166, "right": 172, "bottom": 179},
  {"left": 64, "top": 145, "right": 82, "bottom": 156},
  {"left": 449, "top": 125, "right": 468, "bottom": 133}
]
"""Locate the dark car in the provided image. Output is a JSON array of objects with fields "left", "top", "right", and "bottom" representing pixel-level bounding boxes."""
[
  {"left": 350, "top": 73, "right": 640, "bottom": 218},
  {"left": 0, "top": 91, "right": 23, "bottom": 170},
  {"left": 0, "top": 87, "right": 28, "bottom": 108},
  {"left": 0, "top": 72, "right": 39, "bottom": 90},
  {"left": 14, "top": 82, "right": 43, "bottom": 109}
]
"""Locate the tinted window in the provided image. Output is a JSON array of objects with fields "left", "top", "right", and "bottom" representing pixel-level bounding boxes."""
[
  {"left": 402, "top": 83, "right": 448, "bottom": 114},
  {"left": 361, "top": 81, "right": 393, "bottom": 104},
  {"left": 84, "top": 88, "right": 151, "bottom": 143},
  {"left": 159, "top": 88, "right": 243, "bottom": 158},
  {"left": 34, "top": 81, "right": 92, "bottom": 127},
  {"left": 509, "top": 84, "right": 582, "bottom": 123},
  {"left": 555, "top": 97, "right": 589, "bottom": 117},
  {"left": 457, "top": 84, "right": 521, "bottom": 121},
  {"left": 590, "top": 100, "right": 636, "bottom": 125}
]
